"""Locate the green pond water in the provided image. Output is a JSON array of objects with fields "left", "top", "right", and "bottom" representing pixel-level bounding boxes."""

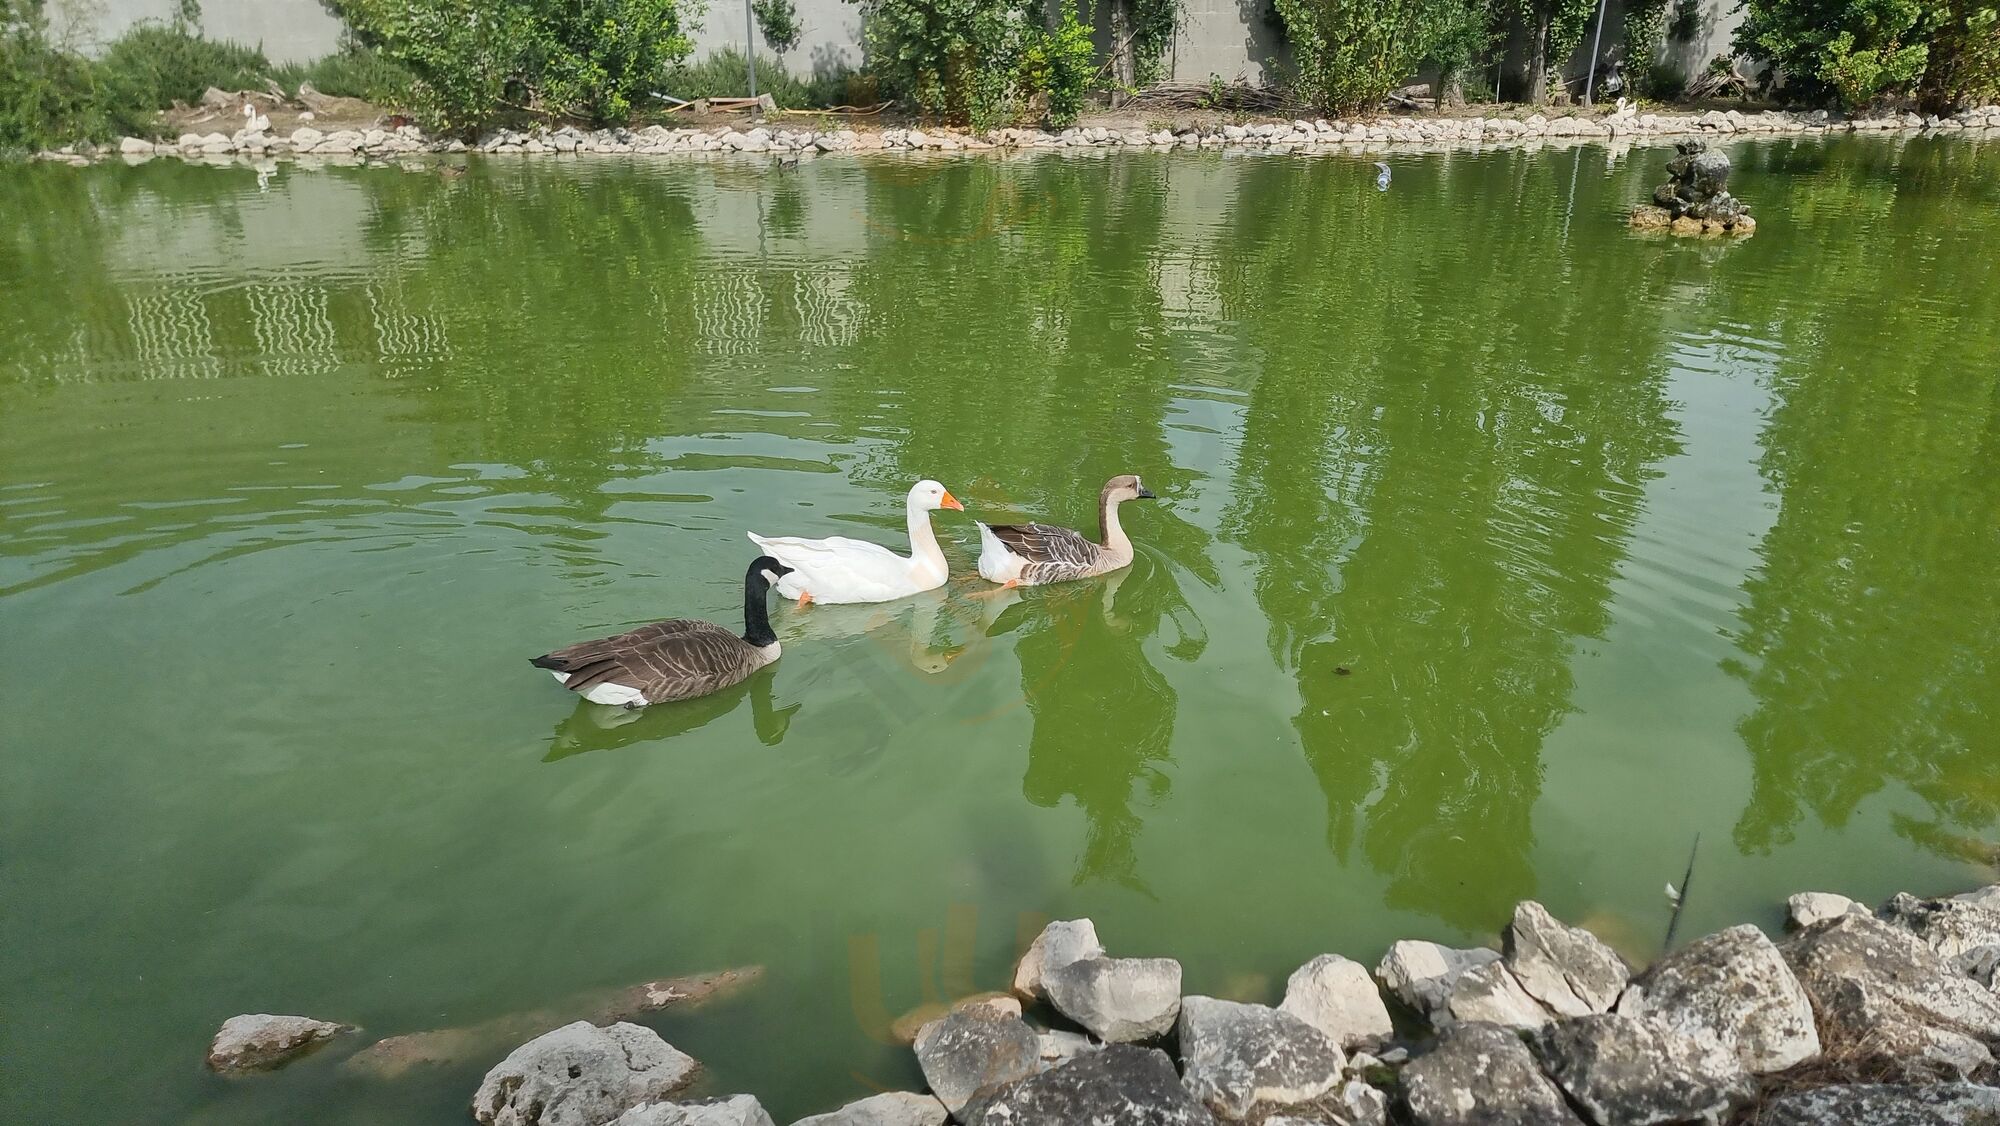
[{"left": 3, "top": 135, "right": 1999, "bottom": 1123}]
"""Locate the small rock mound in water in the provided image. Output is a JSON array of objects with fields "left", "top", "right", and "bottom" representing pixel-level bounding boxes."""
[{"left": 206, "top": 1013, "right": 354, "bottom": 1072}]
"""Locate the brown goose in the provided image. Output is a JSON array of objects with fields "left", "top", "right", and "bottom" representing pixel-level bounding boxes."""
[
  {"left": 530, "top": 556, "right": 792, "bottom": 708},
  {"left": 974, "top": 474, "right": 1157, "bottom": 588}
]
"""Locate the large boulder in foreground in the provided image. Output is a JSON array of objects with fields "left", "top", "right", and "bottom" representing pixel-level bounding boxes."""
[
  {"left": 1280, "top": 954, "right": 1394, "bottom": 1050},
  {"left": 957, "top": 1043, "right": 1216, "bottom": 1126},
  {"left": 1403, "top": 1022, "right": 1583, "bottom": 1126},
  {"left": 1878, "top": 892, "right": 2000, "bottom": 970},
  {"left": 472, "top": 1021, "right": 699, "bottom": 1126},
  {"left": 1533, "top": 1013, "right": 1750, "bottom": 1126},
  {"left": 1177, "top": 995, "right": 1346, "bottom": 1120},
  {"left": 1376, "top": 942, "right": 1500, "bottom": 1024},
  {"left": 911, "top": 1006, "right": 1039, "bottom": 1116},
  {"left": 788, "top": 1091, "right": 947, "bottom": 1126},
  {"left": 611, "top": 1096, "right": 775, "bottom": 1126},
  {"left": 1503, "top": 901, "right": 1629, "bottom": 1018},
  {"left": 1758, "top": 1082, "right": 2000, "bottom": 1126},
  {"left": 1440, "top": 962, "right": 1551, "bottom": 1031},
  {"left": 1043, "top": 956, "right": 1182, "bottom": 1042},
  {"left": 206, "top": 1013, "right": 355, "bottom": 1072},
  {"left": 1615, "top": 924, "right": 1819, "bottom": 1073},
  {"left": 1782, "top": 913, "right": 2000, "bottom": 1077},
  {"left": 1011, "top": 919, "right": 1105, "bottom": 1002}
]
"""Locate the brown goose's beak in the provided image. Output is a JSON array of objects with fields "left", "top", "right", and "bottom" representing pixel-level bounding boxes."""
[
  {"left": 1137, "top": 486, "right": 1157, "bottom": 499},
  {"left": 940, "top": 491, "right": 965, "bottom": 511}
]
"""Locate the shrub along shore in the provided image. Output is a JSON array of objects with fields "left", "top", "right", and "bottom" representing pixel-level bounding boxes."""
[
  {"left": 210, "top": 881, "right": 2000, "bottom": 1125},
  {"left": 31, "top": 103, "right": 2000, "bottom": 169}
]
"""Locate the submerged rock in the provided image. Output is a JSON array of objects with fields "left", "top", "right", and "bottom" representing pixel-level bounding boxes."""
[
  {"left": 1402, "top": 1022, "right": 1583, "bottom": 1126},
  {"left": 1616, "top": 924, "right": 1819, "bottom": 1074},
  {"left": 1043, "top": 956, "right": 1182, "bottom": 1042},
  {"left": 911, "top": 1006, "right": 1039, "bottom": 1115},
  {"left": 613, "top": 1096, "right": 775, "bottom": 1126},
  {"left": 1375, "top": 941, "right": 1500, "bottom": 1024},
  {"left": 1759, "top": 1083, "right": 2000, "bottom": 1126},
  {"left": 1504, "top": 901, "right": 1629, "bottom": 1017},
  {"left": 788, "top": 1091, "right": 947, "bottom": 1126},
  {"left": 1783, "top": 913, "right": 2000, "bottom": 1077},
  {"left": 1787, "top": 892, "right": 1867, "bottom": 929},
  {"left": 1177, "top": 995, "right": 1346, "bottom": 1120},
  {"left": 471, "top": 1021, "right": 698, "bottom": 1126},
  {"left": 206, "top": 1013, "right": 355, "bottom": 1072},
  {"left": 1533, "top": 1013, "right": 1751, "bottom": 1126},
  {"left": 1280, "top": 954, "right": 1394, "bottom": 1049},
  {"left": 957, "top": 1044, "right": 1216, "bottom": 1126}
]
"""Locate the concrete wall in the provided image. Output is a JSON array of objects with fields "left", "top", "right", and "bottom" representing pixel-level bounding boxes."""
[
  {"left": 684, "top": 0, "right": 866, "bottom": 85},
  {"left": 53, "top": 0, "right": 345, "bottom": 62}
]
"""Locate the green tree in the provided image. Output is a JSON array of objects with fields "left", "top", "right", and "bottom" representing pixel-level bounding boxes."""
[
  {"left": 1919, "top": 0, "right": 2000, "bottom": 110},
  {"left": 1512, "top": 0, "right": 1597, "bottom": 102},
  {"left": 1273, "top": 0, "right": 1441, "bottom": 112},
  {"left": 331, "top": 0, "right": 698, "bottom": 130},
  {"left": 1735, "top": 0, "right": 1933, "bottom": 107},
  {"left": 856, "top": 0, "right": 1096, "bottom": 128}
]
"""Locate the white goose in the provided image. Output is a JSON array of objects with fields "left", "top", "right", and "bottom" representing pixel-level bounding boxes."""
[
  {"left": 748, "top": 479, "right": 964, "bottom": 605},
  {"left": 241, "top": 102, "right": 270, "bottom": 135}
]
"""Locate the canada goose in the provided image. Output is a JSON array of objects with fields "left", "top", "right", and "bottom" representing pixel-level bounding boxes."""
[
  {"left": 530, "top": 556, "right": 792, "bottom": 708},
  {"left": 975, "top": 474, "right": 1156, "bottom": 588},
  {"left": 748, "top": 480, "right": 965, "bottom": 605}
]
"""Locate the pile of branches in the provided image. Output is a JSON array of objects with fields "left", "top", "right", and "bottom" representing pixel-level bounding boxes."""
[
  {"left": 1125, "top": 80, "right": 1293, "bottom": 112},
  {"left": 1687, "top": 56, "right": 1753, "bottom": 100}
]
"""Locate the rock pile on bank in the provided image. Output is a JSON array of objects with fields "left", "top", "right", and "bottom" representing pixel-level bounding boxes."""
[
  {"left": 424, "top": 881, "right": 2000, "bottom": 1125},
  {"left": 34, "top": 105, "right": 2000, "bottom": 168}
]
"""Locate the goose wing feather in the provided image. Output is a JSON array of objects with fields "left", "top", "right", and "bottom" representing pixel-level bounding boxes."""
[
  {"left": 532, "top": 618, "right": 756, "bottom": 704},
  {"left": 982, "top": 522, "right": 1100, "bottom": 569}
]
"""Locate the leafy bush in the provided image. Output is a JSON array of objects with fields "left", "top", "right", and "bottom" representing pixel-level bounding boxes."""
[
  {"left": 857, "top": 0, "right": 1096, "bottom": 128},
  {"left": 1425, "top": 0, "right": 1497, "bottom": 104},
  {"left": 333, "top": 0, "right": 699, "bottom": 130},
  {"left": 661, "top": 46, "right": 854, "bottom": 106},
  {"left": 1019, "top": 6, "right": 1095, "bottom": 125},
  {"left": 97, "top": 21, "right": 274, "bottom": 108},
  {"left": 1, "top": 0, "right": 135, "bottom": 150},
  {"left": 1919, "top": 0, "right": 2000, "bottom": 110},
  {"left": 1621, "top": 0, "right": 1670, "bottom": 87},
  {"left": 1509, "top": 0, "right": 1598, "bottom": 102},
  {"left": 1272, "top": 0, "right": 1440, "bottom": 113},
  {"left": 751, "top": 0, "right": 802, "bottom": 53},
  {"left": 1735, "top": 0, "right": 1932, "bottom": 107},
  {"left": 270, "top": 43, "right": 414, "bottom": 102}
]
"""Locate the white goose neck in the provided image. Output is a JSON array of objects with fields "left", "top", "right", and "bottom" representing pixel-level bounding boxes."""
[{"left": 906, "top": 500, "right": 947, "bottom": 576}]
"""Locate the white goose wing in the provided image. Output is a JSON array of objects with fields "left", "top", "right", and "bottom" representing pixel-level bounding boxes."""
[{"left": 747, "top": 532, "right": 923, "bottom": 602}]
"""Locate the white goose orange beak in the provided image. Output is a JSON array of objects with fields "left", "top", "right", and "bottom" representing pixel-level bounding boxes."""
[{"left": 940, "top": 491, "right": 965, "bottom": 511}]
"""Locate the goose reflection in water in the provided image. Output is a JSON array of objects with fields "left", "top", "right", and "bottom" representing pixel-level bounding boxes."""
[
  {"left": 543, "top": 665, "right": 797, "bottom": 761},
  {"left": 988, "top": 554, "right": 1208, "bottom": 893}
]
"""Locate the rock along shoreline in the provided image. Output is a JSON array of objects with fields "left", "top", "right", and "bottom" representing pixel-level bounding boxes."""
[
  {"left": 33, "top": 104, "right": 2000, "bottom": 168},
  {"left": 219, "top": 881, "right": 2000, "bottom": 1126}
]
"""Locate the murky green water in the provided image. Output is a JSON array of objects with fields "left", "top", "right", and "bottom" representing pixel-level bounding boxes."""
[{"left": 3, "top": 136, "right": 1998, "bottom": 1123}]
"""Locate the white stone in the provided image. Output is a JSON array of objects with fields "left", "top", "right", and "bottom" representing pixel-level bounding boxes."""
[{"left": 1279, "top": 954, "right": 1393, "bottom": 1049}]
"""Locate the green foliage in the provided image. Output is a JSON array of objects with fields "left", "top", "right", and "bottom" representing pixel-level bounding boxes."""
[
  {"left": 751, "top": 0, "right": 803, "bottom": 52},
  {"left": 97, "top": 22, "right": 273, "bottom": 108},
  {"left": 1511, "top": 0, "right": 1598, "bottom": 101},
  {"left": 1622, "top": 0, "right": 1669, "bottom": 83},
  {"left": 1272, "top": 0, "right": 1442, "bottom": 113},
  {"left": 332, "top": 0, "right": 699, "bottom": 130},
  {"left": 1130, "top": 0, "right": 1179, "bottom": 86},
  {"left": 857, "top": 0, "right": 1097, "bottom": 127},
  {"left": 1426, "top": 0, "right": 1498, "bottom": 104},
  {"left": 270, "top": 43, "right": 415, "bottom": 102},
  {"left": 1019, "top": 6, "right": 1095, "bottom": 125},
  {"left": 662, "top": 46, "right": 854, "bottom": 105},
  {"left": 1919, "top": 0, "right": 2000, "bottom": 109},
  {"left": 1735, "top": 0, "right": 1932, "bottom": 107},
  {"left": 0, "top": 0, "right": 136, "bottom": 150}
]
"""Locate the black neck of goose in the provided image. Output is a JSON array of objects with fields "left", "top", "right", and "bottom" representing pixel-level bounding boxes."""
[{"left": 742, "top": 569, "right": 778, "bottom": 648}]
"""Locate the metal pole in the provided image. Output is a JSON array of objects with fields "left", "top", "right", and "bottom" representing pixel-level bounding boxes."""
[
  {"left": 1582, "top": 0, "right": 1610, "bottom": 106},
  {"left": 744, "top": 0, "right": 759, "bottom": 109}
]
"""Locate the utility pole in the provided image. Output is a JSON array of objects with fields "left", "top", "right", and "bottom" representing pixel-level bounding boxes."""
[
  {"left": 1582, "top": 0, "right": 1610, "bottom": 106},
  {"left": 744, "top": 0, "right": 759, "bottom": 113}
]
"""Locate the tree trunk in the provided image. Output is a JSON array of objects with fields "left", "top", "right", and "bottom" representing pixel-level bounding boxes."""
[
  {"left": 1110, "top": 0, "right": 1134, "bottom": 105},
  {"left": 1442, "top": 68, "right": 1467, "bottom": 106},
  {"left": 1526, "top": 14, "right": 1551, "bottom": 104}
]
